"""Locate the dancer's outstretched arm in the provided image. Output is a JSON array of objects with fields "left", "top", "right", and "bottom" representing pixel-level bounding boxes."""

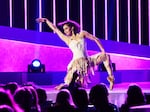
[
  {"left": 81, "top": 31, "right": 105, "bottom": 53},
  {"left": 36, "top": 18, "right": 69, "bottom": 45}
]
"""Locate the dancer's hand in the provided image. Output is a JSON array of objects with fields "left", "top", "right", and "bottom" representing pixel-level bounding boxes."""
[{"left": 36, "top": 18, "right": 47, "bottom": 23}]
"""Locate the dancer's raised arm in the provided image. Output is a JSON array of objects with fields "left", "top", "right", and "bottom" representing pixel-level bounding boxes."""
[
  {"left": 81, "top": 31, "right": 105, "bottom": 53},
  {"left": 36, "top": 18, "right": 69, "bottom": 45}
]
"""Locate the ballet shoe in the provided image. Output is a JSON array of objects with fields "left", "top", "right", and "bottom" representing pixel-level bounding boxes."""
[{"left": 107, "top": 76, "right": 114, "bottom": 90}]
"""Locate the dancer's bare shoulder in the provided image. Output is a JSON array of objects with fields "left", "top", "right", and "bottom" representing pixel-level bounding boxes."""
[
  {"left": 79, "top": 30, "right": 90, "bottom": 38},
  {"left": 77, "top": 30, "right": 86, "bottom": 39}
]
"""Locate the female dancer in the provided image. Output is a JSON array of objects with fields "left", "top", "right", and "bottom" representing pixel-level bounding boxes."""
[{"left": 36, "top": 18, "right": 114, "bottom": 90}]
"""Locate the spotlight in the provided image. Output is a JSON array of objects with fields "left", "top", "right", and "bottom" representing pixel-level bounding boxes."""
[{"left": 28, "top": 59, "right": 45, "bottom": 73}]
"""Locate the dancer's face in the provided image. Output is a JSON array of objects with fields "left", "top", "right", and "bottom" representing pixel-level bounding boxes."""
[{"left": 63, "top": 24, "right": 72, "bottom": 36}]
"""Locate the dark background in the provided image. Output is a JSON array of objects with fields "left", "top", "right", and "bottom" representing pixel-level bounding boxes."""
[{"left": 0, "top": 0, "right": 149, "bottom": 45}]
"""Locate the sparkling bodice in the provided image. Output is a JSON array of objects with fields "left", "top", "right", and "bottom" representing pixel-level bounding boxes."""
[{"left": 68, "top": 38, "right": 88, "bottom": 60}]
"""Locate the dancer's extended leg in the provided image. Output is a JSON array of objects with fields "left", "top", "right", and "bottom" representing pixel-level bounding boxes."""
[
  {"left": 55, "top": 70, "right": 73, "bottom": 90},
  {"left": 96, "top": 54, "right": 114, "bottom": 90}
]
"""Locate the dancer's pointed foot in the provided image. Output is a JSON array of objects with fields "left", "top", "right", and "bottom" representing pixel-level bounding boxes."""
[
  {"left": 107, "top": 76, "right": 114, "bottom": 90},
  {"left": 54, "top": 83, "right": 68, "bottom": 90}
]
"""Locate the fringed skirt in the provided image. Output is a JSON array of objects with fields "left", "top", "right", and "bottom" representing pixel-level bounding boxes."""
[{"left": 65, "top": 53, "right": 107, "bottom": 87}]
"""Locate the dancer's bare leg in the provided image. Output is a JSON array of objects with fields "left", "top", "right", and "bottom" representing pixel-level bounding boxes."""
[
  {"left": 96, "top": 54, "right": 114, "bottom": 90},
  {"left": 103, "top": 54, "right": 114, "bottom": 90},
  {"left": 64, "top": 70, "right": 73, "bottom": 84},
  {"left": 55, "top": 71, "right": 73, "bottom": 90}
]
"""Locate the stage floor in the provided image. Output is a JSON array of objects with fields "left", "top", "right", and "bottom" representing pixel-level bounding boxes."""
[{"left": 37, "top": 82, "right": 150, "bottom": 108}]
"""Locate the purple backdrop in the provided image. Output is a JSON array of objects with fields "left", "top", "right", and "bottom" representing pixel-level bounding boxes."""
[{"left": 0, "top": 26, "right": 150, "bottom": 72}]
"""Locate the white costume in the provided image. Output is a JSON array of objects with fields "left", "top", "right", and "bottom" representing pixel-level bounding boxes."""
[{"left": 65, "top": 37, "right": 107, "bottom": 87}]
